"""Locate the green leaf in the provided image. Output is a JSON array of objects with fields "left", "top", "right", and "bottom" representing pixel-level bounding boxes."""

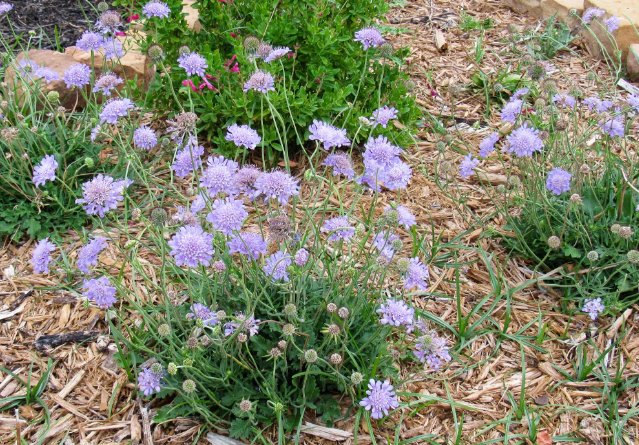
[{"left": 229, "top": 418, "right": 253, "bottom": 439}]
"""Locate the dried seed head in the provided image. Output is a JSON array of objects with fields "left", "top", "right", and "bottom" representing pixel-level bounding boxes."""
[
  {"left": 507, "top": 24, "right": 519, "bottom": 35},
  {"left": 542, "top": 79, "right": 557, "bottom": 94},
  {"left": 350, "top": 372, "right": 364, "bottom": 385},
  {"left": 158, "top": 323, "right": 171, "bottom": 337},
  {"left": 555, "top": 119, "right": 568, "bottom": 131},
  {"left": 182, "top": 379, "right": 196, "bottom": 394},
  {"left": 529, "top": 62, "right": 546, "bottom": 81},
  {"left": 376, "top": 255, "right": 390, "bottom": 267},
  {"left": 284, "top": 303, "right": 297, "bottom": 316},
  {"left": 391, "top": 238, "right": 404, "bottom": 251},
  {"left": 330, "top": 353, "right": 343, "bottom": 365},
  {"left": 217, "top": 310, "right": 227, "bottom": 318},
  {"left": 569, "top": 87, "right": 583, "bottom": 99},
  {"left": 385, "top": 210, "right": 400, "bottom": 225},
  {"left": 131, "top": 208, "right": 141, "bottom": 220},
  {"left": 150, "top": 363, "right": 164, "bottom": 376},
  {"left": 277, "top": 340, "right": 287, "bottom": 350},
  {"left": 282, "top": 324, "right": 295, "bottom": 336},
  {"left": 243, "top": 35, "right": 261, "bottom": 52},
  {"left": 212, "top": 261, "right": 226, "bottom": 272},
  {"left": 97, "top": 2, "right": 109, "bottom": 12},
  {"left": 522, "top": 54, "right": 535, "bottom": 66},
  {"left": 200, "top": 335, "right": 211, "bottom": 347},
  {"left": 444, "top": 134, "right": 454, "bottom": 144},
  {"left": 569, "top": 194, "right": 582, "bottom": 204},
  {"left": 496, "top": 184, "right": 506, "bottom": 194},
  {"left": 178, "top": 45, "right": 191, "bottom": 56},
  {"left": 378, "top": 42, "right": 394, "bottom": 58},
  {"left": 151, "top": 207, "right": 168, "bottom": 227},
  {"left": 237, "top": 333, "right": 248, "bottom": 343},
  {"left": 448, "top": 83, "right": 463, "bottom": 97},
  {"left": 338, "top": 307, "right": 349, "bottom": 319},
  {"left": 539, "top": 131, "right": 550, "bottom": 141},
  {"left": 327, "top": 324, "right": 341, "bottom": 336},
  {"left": 436, "top": 141, "right": 447, "bottom": 152},
  {"left": 268, "top": 214, "right": 292, "bottom": 243},
  {"left": 618, "top": 226, "right": 633, "bottom": 239},
  {"left": 611, "top": 223, "right": 621, "bottom": 234},
  {"left": 183, "top": 358, "right": 194, "bottom": 367},
  {"left": 397, "top": 257, "right": 410, "bottom": 273},
  {"left": 147, "top": 44, "right": 165, "bottom": 62},
  {"left": 389, "top": 348, "right": 401, "bottom": 359},
  {"left": 508, "top": 176, "right": 521, "bottom": 187},
  {"left": 439, "top": 160, "right": 452, "bottom": 173},
  {"left": 186, "top": 336, "right": 199, "bottom": 349},
  {"left": 326, "top": 303, "right": 337, "bottom": 313},
  {"left": 304, "top": 349, "right": 318, "bottom": 363},
  {"left": 493, "top": 82, "right": 504, "bottom": 94},
  {"left": 580, "top": 164, "right": 591, "bottom": 174},
  {"left": 586, "top": 71, "right": 596, "bottom": 82},
  {"left": 587, "top": 250, "right": 599, "bottom": 262},
  {"left": 355, "top": 223, "right": 366, "bottom": 237},
  {"left": 166, "top": 111, "right": 199, "bottom": 136},
  {"left": 627, "top": 250, "right": 639, "bottom": 264},
  {"left": 47, "top": 91, "right": 59, "bottom": 103},
  {"left": 269, "top": 347, "right": 282, "bottom": 358},
  {"left": 239, "top": 399, "right": 253, "bottom": 412},
  {"left": 534, "top": 98, "right": 546, "bottom": 110},
  {"left": 0, "top": 128, "right": 18, "bottom": 141},
  {"left": 547, "top": 235, "right": 561, "bottom": 249},
  {"left": 404, "top": 79, "right": 416, "bottom": 92}
]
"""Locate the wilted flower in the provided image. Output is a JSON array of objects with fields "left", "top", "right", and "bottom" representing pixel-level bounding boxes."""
[
  {"left": 294, "top": 248, "right": 309, "bottom": 266},
  {"left": 308, "top": 120, "right": 350, "bottom": 149},
  {"left": 459, "top": 154, "right": 479, "bottom": 179},
  {"left": 304, "top": 349, "right": 318, "bottom": 363},
  {"left": 178, "top": 51, "right": 208, "bottom": 76},
  {"left": 225, "top": 124, "right": 261, "bottom": 150},
  {"left": 226, "top": 232, "right": 268, "bottom": 260},
  {"left": 377, "top": 299, "right": 414, "bottom": 327},
  {"left": 32, "top": 238, "right": 56, "bottom": 274},
  {"left": 255, "top": 170, "right": 300, "bottom": 205},
  {"left": 603, "top": 15, "right": 620, "bottom": 32},
  {"left": 63, "top": 63, "right": 92, "bottom": 88},
  {"left": 93, "top": 72, "right": 123, "bottom": 96},
  {"left": 322, "top": 216, "right": 355, "bottom": 242},
  {"left": 330, "top": 353, "right": 343, "bottom": 365},
  {"left": 403, "top": 258, "right": 429, "bottom": 290},
  {"left": 76, "top": 31, "right": 104, "bottom": 52},
  {"left": 76, "top": 174, "right": 131, "bottom": 217},
  {"left": 233, "top": 165, "right": 262, "bottom": 199},
  {"left": 322, "top": 152, "right": 356, "bottom": 180},
  {"left": 371, "top": 106, "right": 398, "bottom": 128},
  {"left": 33, "top": 155, "right": 58, "bottom": 187},
  {"left": 243, "top": 70, "right": 275, "bottom": 93},
  {"left": 354, "top": 27, "right": 386, "bottom": 50},
  {"left": 83, "top": 276, "right": 117, "bottom": 309},
  {"left": 583, "top": 297, "right": 605, "bottom": 320},
  {"left": 267, "top": 214, "right": 292, "bottom": 243},
  {"left": 99, "top": 98, "right": 134, "bottom": 124},
  {"left": 239, "top": 399, "right": 253, "bottom": 412},
  {"left": 547, "top": 235, "right": 561, "bottom": 249},
  {"left": 168, "top": 225, "right": 214, "bottom": 267},
  {"left": 479, "top": 133, "right": 500, "bottom": 158},
  {"left": 187, "top": 303, "right": 219, "bottom": 326},
  {"left": 206, "top": 198, "right": 247, "bottom": 235},
  {"left": 264, "top": 46, "right": 291, "bottom": 63},
  {"left": 338, "top": 307, "right": 349, "bottom": 318},
  {"left": 96, "top": 10, "right": 122, "bottom": 33},
  {"left": 143, "top": 1, "right": 171, "bottom": 18},
  {"left": 212, "top": 260, "right": 226, "bottom": 272},
  {"left": 133, "top": 125, "right": 158, "bottom": 150},
  {"left": 77, "top": 237, "right": 107, "bottom": 273},
  {"left": 506, "top": 124, "right": 544, "bottom": 157},
  {"left": 138, "top": 367, "right": 165, "bottom": 396},
  {"left": 546, "top": 167, "right": 571, "bottom": 195},
  {"left": 359, "top": 379, "right": 399, "bottom": 419},
  {"left": 263, "top": 251, "right": 293, "bottom": 282},
  {"left": 618, "top": 226, "right": 633, "bottom": 239}
]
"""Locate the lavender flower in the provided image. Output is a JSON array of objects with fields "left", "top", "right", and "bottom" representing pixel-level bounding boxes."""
[
  {"left": 142, "top": 1, "right": 171, "bottom": 18},
  {"left": 201, "top": 156, "right": 239, "bottom": 196},
  {"left": 458, "top": 154, "right": 479, "bottom": 179},
  {"left": 264, "top": 251, "right": 293, "bottom": 282},
  {"left": 362, "top": 135, "right": 402, "bottom": 171},
  {"left": 379, "top": 161, "right": 412, "bottom": 190},
  {"left": 225, "top": 124, "right": 261, "bottom": 150},
  {"left": 233, "top": 165, "right": 262, "bottom": 199},
  {"left": 90, "top": 125, "right": 101, "bottom": 142},
  {"left": 243, "top": 70, "right": 275, "bottom": 93},
  {"left": 226, "top": 232, "right": 268, "bottom": 260},
  {"left": 171, "top": 142, "right": 204, "bottom": 177},
  {"left": 95, "top": 10, "right": 122, "bottom": 34},
  {"left": 355, "top": 171, "right": 381, "bottom": 192},
  {"left": 599, "top": 116, "right": 625, "bottom": 138},
  {"left": 224, "top": 313, "right": 260, "bottom": 337},
  {"left": 255, "top": 170, "right": 300, "bottom": 206},
  {"left": 512, "top": 87, "right": 529, "bottom": 100},
  {"left": 414, "top": 333, "right": 451, "bottom": 370},
  {"left": 99, "top": 98, "right": 134, "bottom": 124},
  {"left": 372, "top": 233, "right": 400, "bottom": 261},
  {"left": 627, "top": 94, "right": 639, "bottom": 111},
  {"left": 604, "top": 15, "right": 620, "bottom": 32},
  {"left": 63, "top": 63, "right": 92, "bottom": 89},
  {"left": 322, "top": 152, "right": 356, "bottom": 180},
  {"left": 173, "top": 205, "right": 199, "bottom": 226},
  {"left": 294, "top": 248, "right": 309, "bottom": 266},
  {"left": 32, "top": 238, "right": 56, "bottom": 274},
  {"left": 77, "top": 237, "right": 107, "bottom": 273},
  {"left": 76, "top": 174, "right": 131, "bottom": 217},
  {"left": 377, "top": 299, "right": 414, "bottom": 327},
  {"left": 76, "top": 31, "right": 104, "bottom": 52},
  {"left": 308, "top": 120, "right": 350, "bottom": 149},
  {"left": 385, "top": 205, "right": 416, "bottom": 229},
  {"left": 371, "top": 106, "right": 398, "bottom": 128},
  {"left": 133, "top": 125, "right": 158, "bottom": 150},
  {"left": 264, "top": 47, "right": 291, "bottom": 63},
  {"left": 546, "top": 167, "right": 571, "bottom": 195},
  {"left": 583, "top": 7, "right": 605, "bottom": 23},
  {"left": 83, "top": 276, "right": 117, "bottom": 309},
  {"left": 33, "top": 154, "right": 58, "bottom": 187},
  {"left": 354, "top": 27, "right": 386, "bottom": 50},
  {"left": 34, "top": 67, "right": 60, "bottom": 83},
  {"left": 359, "top": 379, "right": 399, "bottom": 419},
  {"left": 206, "top": 198, "right": 247, "bottom": 235},
  {"left": 403, "top": 258, "right": 429, "bottom": 290},
  {"left": 582, "top": 96, "right": 601, "bottom": 111},
  {"left": 552, "top": 93, "right": 576, "bottom": 108},
  {"left": 0, "top": 3, "right": 12, "bottom": 15},
  {"left": 479, "top": 133, "right": 500, "bottom": 158},
  {"left": 597, "top": 100, "right": 613, "bottom": 112},
  {"left": 321, "top": 216, "right": 355, "bottom": 242},
  {"left": 506, "top": 123, "right": 544, "bottom": 157},
  {"left": 168, "top": 225, "right": 214, "bottom": 267},
  {"left": 187, "top": 303, "right": 218, "bottom": 325},
  {"left": 93, "top": 72, "right": 123, "bottom": 96},
  {"left": 178, "top": 52, "right": 208, "bottom": 77},
  {"left": 500, "top": 99, "right": 522, "bottom": 124},
  {"left": 138, "top": 367, "right": 165, "bottom": 396},
  {"left": 583, "top": 297, "right": 605, "bottom": 320},
  {"left": 102, "top": 38, "right": 123, "bottom": 60}
]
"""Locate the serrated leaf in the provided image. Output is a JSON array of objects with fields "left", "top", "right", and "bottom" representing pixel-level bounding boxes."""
[{"left": 229, "top": 418, "right": 253, "bottom": 439}]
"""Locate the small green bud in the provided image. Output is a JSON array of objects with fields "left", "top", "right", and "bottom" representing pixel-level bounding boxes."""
[
  {"left": 167, "top": 362, "right": 177, "bottom": 375},
  {"left": 350, "top": 372, "right": 364, "bottom": 385},
  {"left": 29, "top": 30, "right": 36, "bottom": 36},
  {"left": 345, "top": 266, "right": 357, "bottom": 278},
  {"left": 304, "top": 169, "right": 314, "bottom": 182},
  {"left": 355, "top": 223, "right": 366, "bottom": 237},
  {"left": 150, "top": 362, "right": 164, "bottom": 375},
  {"left": 496, "top": 184, "right": 506, "bottom": 194},
  {"left": 147, "top": 44, "right": 165, "bottom": 62},
  {"left": 385, "top": 210, "right": 400, "bottom": 225},
  {"left": 97, "top": 1, "right": 109, "bottom": 12},
  {"left": 46, "top": 91, "right": 59, "bottom": 103},
  {"left": 397, "top": 258, "right": 410, "bottom": 273},
  {"left": 436, "top": 141, "right": 446, "bottom": 152},
  {"left": 183, "top": 358, "right": 194, "bottom": 367},
  {"left": 390, "top": 238, "right": 403, "bottom": 251},
  {"left": 272, "top": 402, "right": 284, "bottom": 413},
  {"left": 182, "top": 379, "right": 196, "bottom": 394},
  {"left": 151, "top": 207, "right": 168, "bottom": 227},
  {"left": 178, "top": 45, "right": 191, "bottom": 56},
  {"left": 587, "top": 251, "right": 599, "bottom": 262},
  {"left": 158, "top": 323, "right": 171, "bottom": 337},
  {"left": 84, "top": 157, "right": 95, "bottom": 168}
]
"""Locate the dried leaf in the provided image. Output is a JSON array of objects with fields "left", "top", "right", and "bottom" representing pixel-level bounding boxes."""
[
  {"left": 535, "top": 394, "right": 549, "bottom": 406},
  {"left": 537, "top": 430, "right": 553, "bottom": 445}
]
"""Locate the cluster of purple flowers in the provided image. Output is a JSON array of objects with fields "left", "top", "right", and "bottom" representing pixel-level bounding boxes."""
[
  {"left": 361, "top": 136, "right": 411, "bottom": 191},
  {"left": 506, "top": 123, "right": 544, "bottom": 157},
  {"left": 546, "top": 167, "right": 571, "bottom": 195},
  {"left": 138, "top": 366, "right": 165, "bottom": 397},
  {"left": 168, "top": 225, "right": 214, "bottom": 267},
  {"left": 370, "top": 106, "right": 398, "bottom": 128},
  {"left": 308, "top": 120, "right": 350, "bottom": 150},
  {"left": 33, "top": 155, "right": 58, "bottom": 187},
  {"left": 17, "top": 60, "right": 60, "bottom": 83},
  {"left": 354, "top": 27, "right": 386, "bottom": 50},
  {"left": 187, "top": 303, "right": 219, "bottom": 325},
  {"left": 583, "top": 297, "right": 605, "bottom": 320},
  {"left": 63, "top": 63, "right": 92, "bottom": 89},
  {"left": 83, "top": 276, "right": 117, "bottom": 309},
  {"left": 263, "top": 251, "right": 293, "bottom": 282},
  {"left": 171, "top": 138, "right": 205, "bottom": 177},
  {"left": 76, "top": 175, "right": 132, "bottom": 217},
  {"left": 377, "top": 299, "right": 414, "bottom": 327},
  {"left": 201, "top": 156, "right": 239, "bottom": 196},
  {"left": 479, "top": 133, "right": 500, "bottom": 158},
  {"left": 225, "top": 124, "right": 261, "bottom": 150},
  {"left": 243, "top": 70, "right": 275, "bottom": 93},
  {"left": 321, "top": 216, "right": 355, "bottom": 242},
  {"left": 414, "top": 332, "right": 452, "bottom": 370},
  {"left": 226, "top": 232, "right": 268, "bottom": 260},
  {"left": 133, "top": 125, "right": 158, "bottom": 150},
  {"left": 99, "top": 98, "right": 134, "bottom": 124},
  {"left": 206, "top": 198, "right": 247, "bottom": 234},
  {"left": 403, "top": 257, "right": 429, "bottom": 290},
  {"left": 224, "top": 313, "right": 260, "bottom": 337},
  {"left": 322, "top": 152, "right": 356, "bottom": 180},
  {"left": 359, "top": 379, "right": 399, "bottom": 419},
  {"left": 77, "top": 237, "right": 108, "bottom": 273},
  {"left": 142, "top": 1, "right": 171, "bottom": 18},
  {"left": 31, "top": 238, "right": 56, "bottom": 274},
  {"left": 459, "top": 154, "right": 479, "bottom": 179},
  {"left": 178, "top": 51, "right": 208, "bottom": 77}
]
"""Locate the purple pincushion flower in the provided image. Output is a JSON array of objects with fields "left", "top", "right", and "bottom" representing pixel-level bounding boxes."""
[
  {"left": 385, "top": 205, "right": 416, "bottom": 229},
  {"left": 264, "top": 47, "right": 291, "bottom": 63},
  {"left": 597, "top": 100, "right": 614, "bottom": 112},
  {"left": 322, "top": 152, "right": 356, "bottom": 180},
  {"left": 32, "top": 238, "right": 56, "bottom": 274},
  {"left": 33, "top": 155, "right": 58, "bottom": 187},
  {"left": 372, "top": 233, "right": 400, "bottom": 261},
  {"left": 142, "top": 1, "right": 171, "bottom": 18},
  {"left": 225, "top": 124, "right": 261, "bottom": 150},
  {"left": 168, "top": 225, "right": 214, "bottom": 267},
  {"left": 362, "top": 136, "right": 402, "bottom": 172},
  {"left": 134, "top": 125, "right": 158, "bottom": 150},
  {"left": 294, "top": 248, "right": 309, "bottom": 266},
  {"left": 224, "top": 313, "right": 260, "bottom": 337},
  {"left": 599, "top": 116, "right": 625, "bottom": 138},
  {"left": 206, "top": 198, "right": 247, "bottom": 235},
  {"left": 359, "top": 379, "right": 399, "bottom": 419},
  {"left": 604, "top": 15, "right": 620, "bottom": 32},
  {"left": 0, "top": 3, "right": 12, "bottom": 15},
  {"left": 377, "top": 299, "right": 414, "bottom": 327},
  {"left": 583, "top": 297, "right": 605, "bottom": 320},
  {"left": 243, "top": 70, "right": 275, "bottom": 93},
  {"left": 102, "top": 38, "right": 124, "bottom": 60},
  {"left": 479, "top": 133, "right": 500, "bottom": 158},
  {"left": 226, "top": 232, "right": 268, "bottom": 260},
  {"left": 178, "top": 52, "right": 208, "bottom": 77},
  {"left": 500, "top": 99, "right": 523, "bottom": 123},
  {"left": 459, "top": 154, "right": 479, "bottom": 179},
  {"left": 553, "top": 93, "right": 576, "bottom": 108},
  {"left": 191, "top": 193, "right": 207, "bottom": 214},
  {"left": 512, "top": 88, "right": 529, "bottom": 100},
  {"left": 308, "top": 120, "right": 350, "bottom": 149},
  {"left": 506, "top": 124, "right": 544, "bottom": 157},
  {"left": 546, "top": 167, "right": 571, "bottom": 195},
  {"left": 264, "top": 251, "right": 293, "bottom": 282},
  {"left": 321, "top": 216, "right": 355, "bottom": 242},
  {"left": 233, "top": 165, "right": 262, "bottom": 199},
  {"left": 83, "top": 276, "right": 117, "bottom": 309},
  {"left": 354, "top": 27, "right": 386, "bottom": 50},
  {"left": 414, "top": 333, "right": 451, "bottom": 370},
  {"left": 93, "top": 72, "right": 123, "bottom": 96},
  {"left": 371, "top": 106, "right": 398, "bottom": 128},
  {"left": 379, "top": 161, "right": 412, "bottom": 190},
  {"left": 403, "top": 258, "right": 429, "bottom": 290},
  {"left": 76, "top": 31, "right": 104, "bottom": 52},
  {"left": 582, "top": 96, "right": 602, "bottom": 111},
  {"left": 77, "top": 237, "right": 107, "bottom": 273},
  {"left": 187, "top": 303, "right": 218, "bottom": 325},
  {"left": 583, "top": 7, "right": 605, "bottom": 23},
  {"left": 99, "top": 98, "right": 134, "bottom": 124},
  {"left": 76, "top": 174, "right": 131, "bottom": 217},
  {"left": 138, "top": 367, "right": 165, "bottom": 396},
  {"left": 201, "top": 156, "right": 239, "bottom": 196},
  {"left": 255, "top": 170, "right": 300, "bottom": 206},
  {"left": 171, "top": 142, "right": 204, "bottom": 177},
  {"left": 17, "top": 60, "right": 60, "bottom": 83},
  {"left": 627, "top": 94, "right": 639, "bottom": 111},
  {"left": 63, "top": 63, "right": 92, "bottom": 88}
]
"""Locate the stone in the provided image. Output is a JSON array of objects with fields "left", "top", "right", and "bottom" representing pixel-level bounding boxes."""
[
  {"left": 580, "top": 0, "right": 639, "bottom": 62},
  {"left": 4, "top": 50, "right": 88, "bottom": 109},
  {"left": 627, "top": 44, "right": 639, "bottom": 79},
  {"left": 182, "top": 0, "right": 202, "bottom": 33},
  {"left": 503, "top": 0, "right": 543, "bottom": 17},
  {"left": 540, "top": 0, "right": 584, "bottom": 26}
]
